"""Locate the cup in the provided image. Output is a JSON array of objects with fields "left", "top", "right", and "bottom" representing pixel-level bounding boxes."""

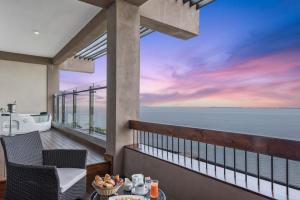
[
  {"left": 135, "top": 183, "right": 146, "bottom": 194},
  {"left": 123, "top": 178, "right": 133, "bottom": 191},
  {"left": 132, "top": 174, "right": 144, "bottom": 187},
  {"left": 150, "top": 180, "right": 159, "bottom": 199}
]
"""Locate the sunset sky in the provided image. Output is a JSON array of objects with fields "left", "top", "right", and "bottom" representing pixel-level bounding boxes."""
[{"left": 60, "top": 0, "right": 300, "bottom": 108}]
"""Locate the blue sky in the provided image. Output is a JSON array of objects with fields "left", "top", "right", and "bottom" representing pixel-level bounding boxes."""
[{"left": 60, "top": 0, "right": 300, "bottom": 107}]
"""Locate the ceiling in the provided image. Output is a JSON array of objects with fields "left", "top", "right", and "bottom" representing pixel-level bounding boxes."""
[{"left": 0, "top": 0, "right": 100, "bottom": 57}]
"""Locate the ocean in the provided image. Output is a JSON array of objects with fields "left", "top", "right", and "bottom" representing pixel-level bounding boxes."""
[
  {"left": 140, "top": 107, "right": 300, "bottom": 141},
  {"left": 67, "top": 107, "right": 300, "bottom": 140},
  {"left": 63, "top": 107, "right": 300, "bottom": 192}
]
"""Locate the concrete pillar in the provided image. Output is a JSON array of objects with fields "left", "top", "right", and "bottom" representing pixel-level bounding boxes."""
[
  {"left": 47, "top": 65, "right": 59, "bottom": 118},
  {"left": 106, "top": 0, "right": 140, "bottom": 174}
]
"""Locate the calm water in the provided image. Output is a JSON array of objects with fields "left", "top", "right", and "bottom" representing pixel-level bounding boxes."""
[
  {"left": 140, "top": 107, "right": 300, "bottom": 141},
  {"left": 70, "top": 107, "right": 300, "bottom": 140},
  {"left": 66, "top": 107, "right": 300, "bottom": 190},
  {"left": 139, "top": 107, "right": 300, "bottom": 190}
]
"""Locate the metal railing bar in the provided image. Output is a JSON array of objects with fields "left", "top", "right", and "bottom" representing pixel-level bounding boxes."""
[
  {"left": 56, "top": 86, "right": 107, "bottom": 96},
  {"left": 257, "top": 153, "right": 260, "bottom": 192},
  {"left": 72, "top": 90, "right": 77, "bottom": 128},
  {"left": 146, "top": 131, "right": 148, "bottom": 153},
  {"left": 133, "top": 130, "right": 135, "bottom": 145},
  {"left": 234, "top": 148, "right": 236, "bottom": 184},
  {"left": 144, "top": 131, "right": 146, "bottom": 149},
  {"left": 157, "top": 133, "right": 159, "bottom": 156},
  {"left": 286, "top": 159, "right": 289, "bottom": 198},
  {"left": 178, "top": 137, "right": 180, "bottom": 164},
  {"left": 137, "top": 130, "right": 139, "bottom": 145},
  {"left": 130, "top": 128, "right": 300, "bottom": 191},
  {"left": 161, "top": 134, "right": 164, "bottom": 158},
  {"left": 206, "top": 143, "right": 208, "bottom": 173},
  {"left": 172, "top": 136, "right": 174, "bottom": 162},
  {"left": 152, "top": 132, "right": 154, "bottom": 155},
  {"left": 245, "top": 151, "right": 248, "bottom": 188},
  {"left": 129, "top": 120, "right": 300, "bottom": 161},
  {"left": 214, "top": 145, "right": 217, "bottom": 176},
  {"left": 271, "top": 156, "right": 274, "bottom": 197},
  {"left": 139, "top": 130, "right": 142, "bottom": 149},
  {"left": 198, "top": 142, "right": 200, "bottom": 172},
  {"left": 167, "top": 136, "right": 169, "bottom": 160},
  {"left": 89, "top": 86, "right": 95, "bottom": 134},
  {"left": 61, "top": 94, "right": 65, "bottom": 125},
  {"left": 191, "top": 140, "right": 193, "bottom": 169},
  {"left": 56, "top": 95, "right": 59, "bottom": 123},
  {"left": 184, "top": 139, "right": 186, "bottom": 167},
  {"left": 224, "top": 147, "right": 226, "bottom": 180}
]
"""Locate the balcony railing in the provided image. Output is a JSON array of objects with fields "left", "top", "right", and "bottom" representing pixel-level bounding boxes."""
[
  {"left": 129, "top": 120, "right": 300, "bottom": 200},
  {"left": 53, "top": 85, "right": 107, "bottom": 136}
]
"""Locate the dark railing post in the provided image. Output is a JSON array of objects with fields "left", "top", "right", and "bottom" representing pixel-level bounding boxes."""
[
  {"left": 271, "top": 156, "right": 274, "bottom": 196},
  {"left": 56, "top": 95, "right": 60, "bottom": 123},
  {"left": 257, "top": 153, "right": 260, "bottom": 191},
  {"left": 89, "top": 86, "right": 95, "bottom": 134},
  {"left": 214, "top": 145, "right": 217, "bottom": 176},
  {"left": 234, "top": 148, "right": 236, "bottom": 184},
  {"left": 245, "top": 151, "right": 248, "bottom": 187},
  {"left": 52, "top": 94, "right": 56, "bottom": 122},
  {"left": 61, "top": 93, "right": 65, "bottom": 125},
  {"left": 72, "top": 90, "right": 77, "bottom": 128},
  {"left": 198, "top": 142, "right": 201, "bottom": 172},
  {"left": 224, "top": 147, "right": 226, "bottom": 180},
  {"left": 286, "top": 159, "right": 289, "bottom": 198}
]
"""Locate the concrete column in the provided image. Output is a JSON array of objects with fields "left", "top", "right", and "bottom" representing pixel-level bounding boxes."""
[
  {"left": 47, "top": 65, "right": 59, "bottom": 118},
  {"left": 106, "top": 0, "right": 140, "bottom": 174}
]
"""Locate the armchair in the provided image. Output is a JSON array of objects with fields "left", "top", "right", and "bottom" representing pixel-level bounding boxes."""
[{"left": 1, "top": 131, "right": 87, "bottom": 200}]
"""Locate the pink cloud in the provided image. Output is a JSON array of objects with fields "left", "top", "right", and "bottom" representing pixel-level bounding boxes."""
[{"left": 140, "top": 49, "right": 300, "bottom": 107}]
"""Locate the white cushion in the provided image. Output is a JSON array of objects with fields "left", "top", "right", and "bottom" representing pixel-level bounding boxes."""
[{"left": 56, "top": 168, "right": 86, "bottom": 193}]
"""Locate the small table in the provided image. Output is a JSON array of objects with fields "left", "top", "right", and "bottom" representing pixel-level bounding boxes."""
[{"left": 90, "top": 187, "right": 166, "bottom": 200}]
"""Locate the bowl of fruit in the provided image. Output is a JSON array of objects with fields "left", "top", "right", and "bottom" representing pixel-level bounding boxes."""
[{"left": 93, "top": 174, "right": 123, "bottom": 196}]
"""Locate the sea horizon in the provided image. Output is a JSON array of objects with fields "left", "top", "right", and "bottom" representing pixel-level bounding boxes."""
[
  {"left": 64, "top": 106, "right": 300, "bottom": 141},
  {"left": 141, "top": 106, "right": 300, "bottom": 109}
]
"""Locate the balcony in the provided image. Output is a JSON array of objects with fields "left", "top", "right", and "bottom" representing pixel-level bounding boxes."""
[
  {"left": 1, "top": 117, "right": 299, "bottom": 199},
  {"left": 0, "top": 0, "right": 299, "bottom": 200},
  {"left": 50, "top": 87, "right": 300, "bottom": 199}
]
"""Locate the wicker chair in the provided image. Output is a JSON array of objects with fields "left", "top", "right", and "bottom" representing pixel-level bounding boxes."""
[{"left": 1, "top": 131, "right": 87, "bottom": 200}]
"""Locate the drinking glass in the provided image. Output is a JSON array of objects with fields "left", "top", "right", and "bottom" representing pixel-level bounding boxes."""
[{"left": 150, "top": 180, "right": 159, "bottom": 199}]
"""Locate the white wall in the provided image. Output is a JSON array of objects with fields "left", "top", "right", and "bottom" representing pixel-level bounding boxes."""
[{"left": 0, "top": 60, "right": 47, "bottom": 113}]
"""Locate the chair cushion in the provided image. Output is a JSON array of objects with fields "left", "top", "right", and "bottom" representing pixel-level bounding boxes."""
[{"left": 57, "top": 168, "right": 86, "bottom": 193}]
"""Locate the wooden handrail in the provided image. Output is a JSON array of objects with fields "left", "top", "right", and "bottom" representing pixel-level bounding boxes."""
[{"left": 129, "top": 120, "right": 300, "bottom": 161}]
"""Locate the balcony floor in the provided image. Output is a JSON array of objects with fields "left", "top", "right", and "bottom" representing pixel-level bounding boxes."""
[{"left": 40, "top": 129, "right": 106, "bottom": 165}]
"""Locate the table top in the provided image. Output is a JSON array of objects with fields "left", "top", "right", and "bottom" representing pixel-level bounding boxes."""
[{"left": 90, "top": 187, "right": 166, "bottom": 200}]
